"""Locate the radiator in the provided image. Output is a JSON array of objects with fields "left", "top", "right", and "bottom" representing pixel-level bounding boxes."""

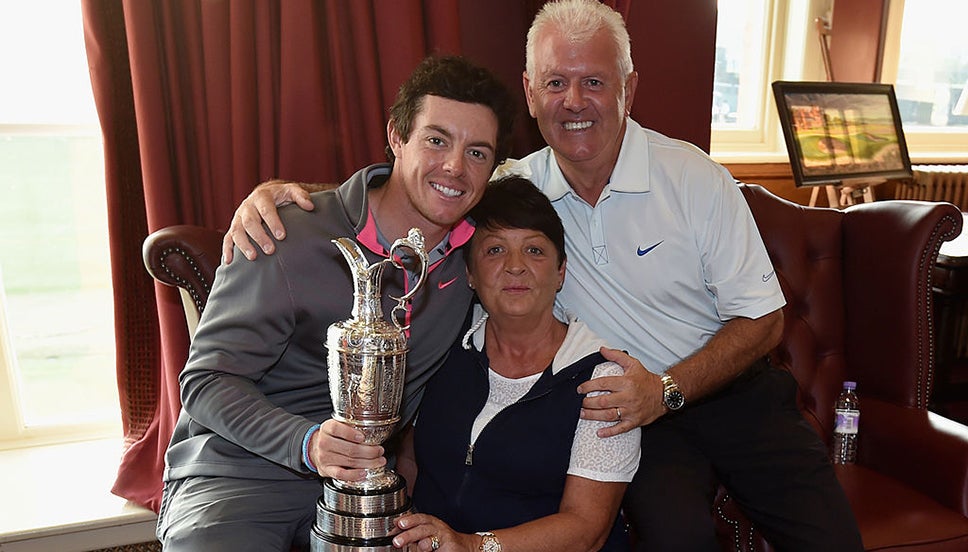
[{"left": 894, "top": 165, "right": 968, "bottom": 211}]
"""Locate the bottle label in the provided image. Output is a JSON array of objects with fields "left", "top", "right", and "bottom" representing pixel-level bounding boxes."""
[{"left": 835, "top": 409, "right": 859, "bottom": 434}]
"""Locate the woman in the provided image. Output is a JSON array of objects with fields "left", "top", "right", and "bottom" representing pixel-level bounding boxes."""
[{"left": 392, "top": 177, "right": 641, "bottom": 552}]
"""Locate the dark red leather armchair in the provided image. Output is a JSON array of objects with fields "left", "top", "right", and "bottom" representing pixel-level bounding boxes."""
[
  {"left": 714, "top": 184, "right": 968, "bottom": 551},
  {"left": 143, "top": 185, "right": 968, "bottom": 551}
]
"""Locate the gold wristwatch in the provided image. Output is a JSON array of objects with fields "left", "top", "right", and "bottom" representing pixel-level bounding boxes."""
[
  {"left": 477, "top": 531, "right": 502, "bottom": 552},
  {"left": 660, "top": 373, "right": 685, "bottom": 410}
]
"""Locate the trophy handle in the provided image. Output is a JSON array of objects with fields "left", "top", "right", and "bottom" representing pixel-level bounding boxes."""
[{"left": 387, "top": 228, "right": 429, "bottom": 330}]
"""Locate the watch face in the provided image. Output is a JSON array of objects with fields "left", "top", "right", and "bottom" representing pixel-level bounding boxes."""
[
  {"left": 665, "top": 389, "right": 685, "bottom": 410},
  {"left": 480, "top": 536, "right": 502, "bottom": 552}
]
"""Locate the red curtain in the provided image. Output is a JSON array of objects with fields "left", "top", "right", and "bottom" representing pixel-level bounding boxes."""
[{"left": 82, "top": 0, "right": 470, "bottom": 513}]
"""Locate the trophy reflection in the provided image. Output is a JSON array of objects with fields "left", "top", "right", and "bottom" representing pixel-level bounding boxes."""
[{"left": 311, "top": 228, "right": 428, "bottom": 552}]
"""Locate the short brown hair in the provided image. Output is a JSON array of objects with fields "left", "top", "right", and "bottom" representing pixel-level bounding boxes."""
[
  {"left": 386, "top": 56, "right": 516, "bottom": 168},
  {"left": 467, "top": 177, "right": 566, "bottom": 269}
]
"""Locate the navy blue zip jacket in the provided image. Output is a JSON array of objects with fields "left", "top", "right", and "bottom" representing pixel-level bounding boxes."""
[{"left": 412, "top": 313, "right": 629, "bottom": 551}]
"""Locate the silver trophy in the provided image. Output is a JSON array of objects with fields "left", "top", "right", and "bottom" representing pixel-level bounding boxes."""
[{"left": 311, "top": 228, "right": 428, "bottom": 552}]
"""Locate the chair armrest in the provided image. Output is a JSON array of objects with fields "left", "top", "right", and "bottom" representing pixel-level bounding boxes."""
[
  {"left": 142, "top": 225, "right": 224, "bottom": 317},
  {"left": 860, "top": 397, "right": 968, "bottom": 516}
]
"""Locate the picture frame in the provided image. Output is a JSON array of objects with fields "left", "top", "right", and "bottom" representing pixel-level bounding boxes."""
[{"left": 772, "top": 81, "right": 913, "bottom": 188}]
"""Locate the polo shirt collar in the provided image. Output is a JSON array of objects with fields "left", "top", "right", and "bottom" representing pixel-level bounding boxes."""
[
  {"left": 546, "top": 118, "right": 651, "bottom": 201},
  {"left": 609, "top": 118, "right": 651, "bottom": 194}
]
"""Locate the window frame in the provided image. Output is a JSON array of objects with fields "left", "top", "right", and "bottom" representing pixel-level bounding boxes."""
[
  {"left": 0, "top": 0, "right": 121, "bottom": 450},
  {"left": 0, "top": 123, "right": 121, "bottom": 450},
  {"left": 711, "top": 0, "right": 968, "bottom": 164},
  {"left": 711, "top": 0, "right": 835, "bottom": 163},
  {"left": 880, "top": 0, "right": 968, "bottom": 162},
  {"left": 0, "top": 294, "right": 25, "bottom": 442}
]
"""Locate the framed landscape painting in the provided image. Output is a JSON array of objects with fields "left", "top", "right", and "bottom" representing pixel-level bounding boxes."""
[{"left": 772, "top": 81, "right": 913, "bottom": 187}]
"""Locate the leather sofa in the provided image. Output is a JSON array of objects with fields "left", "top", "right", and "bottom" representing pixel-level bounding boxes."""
[{"left": 143, "top": 184, "right": 968, "bottom": 550}]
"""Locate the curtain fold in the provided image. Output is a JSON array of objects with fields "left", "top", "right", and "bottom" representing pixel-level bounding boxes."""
[{"left": 82, "top": 0, "right": 465, "bottom": 512}]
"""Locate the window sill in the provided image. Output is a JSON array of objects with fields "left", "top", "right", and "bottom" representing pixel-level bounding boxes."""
[{"left": 0, "top": 438, "right": 157, "bottom": 551}]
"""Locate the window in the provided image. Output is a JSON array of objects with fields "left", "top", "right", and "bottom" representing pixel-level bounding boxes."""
[
  {"left": 881, "top": 0, "right": 968, "bottom": 160},
  {"left": 712, "top": 0, "right": 968, "bottom": 163},
  {"left": 710, "top": 0, "right": 833, "bottom": 162},
  {"left": 0, "top": 2, "right": 119, "bottom": 447}
]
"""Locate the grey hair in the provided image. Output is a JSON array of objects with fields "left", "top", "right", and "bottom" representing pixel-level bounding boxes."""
[{"left": 525, "top": 0, "right": 634, "bottom": 80}]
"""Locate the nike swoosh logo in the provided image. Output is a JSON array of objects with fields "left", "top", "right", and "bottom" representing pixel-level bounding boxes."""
[
  {"left": 762, "top": 271, "right": 776, "bottom": 282},
  {"left": 636, "top": 241, "right": 663, "bottom": 256},
  {"left": 438, "top": 277, "right": 458, "bottom": 290}
]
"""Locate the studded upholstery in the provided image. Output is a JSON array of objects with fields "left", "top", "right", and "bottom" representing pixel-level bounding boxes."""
[{"left": 142, "top": 224, "right": 223, "bottom": 336}]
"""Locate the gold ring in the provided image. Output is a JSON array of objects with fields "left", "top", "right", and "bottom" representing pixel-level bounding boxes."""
[
  {"left": 616, "top": 407, "right": 622, "bottom": 421},
  {"left": 430, "top": 534, "right": 440, "bottom": 551}
]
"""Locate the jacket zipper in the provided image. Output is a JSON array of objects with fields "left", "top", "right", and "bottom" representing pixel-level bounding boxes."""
[
  {"left": 462, "top": 382, "right": 558, "bottom": 467},
  {"left": 456, "top": 355, "right": 579, "bottom": 501}
]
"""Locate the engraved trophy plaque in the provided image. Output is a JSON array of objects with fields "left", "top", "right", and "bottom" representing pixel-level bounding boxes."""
[{"left": 311, "top": 228, "right": 428, "bottom": 552}]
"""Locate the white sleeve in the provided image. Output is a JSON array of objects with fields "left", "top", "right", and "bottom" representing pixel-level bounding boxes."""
[{"left": 567, "top": 362, "right": 642, "bottom": 482}]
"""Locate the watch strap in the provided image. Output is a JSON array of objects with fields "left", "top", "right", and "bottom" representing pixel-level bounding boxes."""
[{"left": 660, "top": 372, "right": 685, "bottom": 410}]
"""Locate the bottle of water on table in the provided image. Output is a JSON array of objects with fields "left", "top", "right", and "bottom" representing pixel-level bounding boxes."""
[{"left": 832, "top": 381, "right": 860, "bottom": 464}]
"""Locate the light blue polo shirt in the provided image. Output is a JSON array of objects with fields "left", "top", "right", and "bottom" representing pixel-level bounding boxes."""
[{"left": 496, "top": 119, "right": 785, "bottom": 374}]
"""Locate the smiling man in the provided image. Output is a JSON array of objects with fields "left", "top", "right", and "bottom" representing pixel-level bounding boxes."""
[
  {"left": 155, "top": 56, "right": 516, "bottom": 552},
  {"left": 500, "top": 3, "right": 860, "bottom": 549}
]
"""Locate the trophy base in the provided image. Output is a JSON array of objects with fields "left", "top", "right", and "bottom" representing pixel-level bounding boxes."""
[
  {"left": 310, "top": 527, "right": 411, "bottom": 552},
  {"left": 311, "top": 477, "right": 413, "bottom": 552}
]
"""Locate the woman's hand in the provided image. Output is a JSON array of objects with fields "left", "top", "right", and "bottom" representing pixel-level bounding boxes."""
[
  {"left": 392, "top": 513, "right": 477, "bottom": 551},
  {"left": 222, "top": 179, "right": 314, "bottom": 264},
  {"left": 307, "top": 419, "right": 386, "bottom": 481}
]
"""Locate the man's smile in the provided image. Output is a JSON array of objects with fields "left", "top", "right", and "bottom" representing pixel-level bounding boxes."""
[{"left": 430, "top": 181, "right": 463, "bottom": 197}]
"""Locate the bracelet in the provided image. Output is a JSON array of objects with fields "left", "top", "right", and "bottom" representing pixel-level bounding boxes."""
[{"left": 302, "top": 423, "right": 321, "bottom": 473}]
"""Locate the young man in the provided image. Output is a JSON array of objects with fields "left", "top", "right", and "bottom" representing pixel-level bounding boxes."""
[
  {"left": 225, "top": 2, "right": 863, "bottom": 550},
  {"left": 156, "top": 55, "right": 516, "bottom": 552}
]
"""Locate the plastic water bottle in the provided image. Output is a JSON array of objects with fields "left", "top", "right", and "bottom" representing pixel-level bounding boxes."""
[{"left": 832, "top": 381, "right": 860, "bottom": 464}]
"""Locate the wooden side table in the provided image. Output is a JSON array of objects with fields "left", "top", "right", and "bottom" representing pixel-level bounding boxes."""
[{"left": 931, "top": 213, "right": 968, "bottom": 423}]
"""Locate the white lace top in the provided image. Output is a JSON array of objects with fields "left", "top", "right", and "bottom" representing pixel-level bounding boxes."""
[{"left": 465, "top": 305, "right": 642, "bottom": 483}]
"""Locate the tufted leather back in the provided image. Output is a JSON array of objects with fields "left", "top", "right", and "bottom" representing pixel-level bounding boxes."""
[
  {"left": 740, "top": 184, "right": 847, "bottom": 442},
  {"left": 739, "top": 183, "right": 962, "bottom": 446}
]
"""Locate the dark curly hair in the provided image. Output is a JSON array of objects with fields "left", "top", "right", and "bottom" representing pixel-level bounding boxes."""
[
  {"left": 386, "top": 56, "right": 516, "bottom": 168},
  {"left": 467, "top": 176, "right": 566, "bottom": 269}
]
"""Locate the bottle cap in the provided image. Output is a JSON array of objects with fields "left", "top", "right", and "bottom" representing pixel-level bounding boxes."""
[{"left": 843, "top": 381, "right": 857, "bottom": 390}]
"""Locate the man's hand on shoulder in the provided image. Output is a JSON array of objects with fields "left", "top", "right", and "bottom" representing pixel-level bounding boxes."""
[
  {"left": 577, "top": 347, "right": 665, "bottom": 438},
  {"left": 222, "top": 180, "right": 317, "bottom": 264}
]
